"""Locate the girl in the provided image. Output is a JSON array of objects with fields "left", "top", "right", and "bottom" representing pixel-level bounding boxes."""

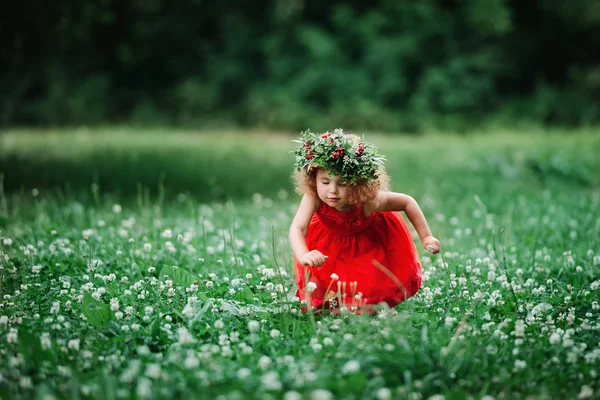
[{"left": 289, "top": 129, "right": 440, "bottom": 311}]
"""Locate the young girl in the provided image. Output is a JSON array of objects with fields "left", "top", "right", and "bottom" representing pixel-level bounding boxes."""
[{"left": 289, "top": 129, "right": 440, "bottom": 311}]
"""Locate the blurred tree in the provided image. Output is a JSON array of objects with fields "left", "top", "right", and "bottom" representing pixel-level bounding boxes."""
[{"left": 0, "top": 0, "right": 598, "bottom": 130}]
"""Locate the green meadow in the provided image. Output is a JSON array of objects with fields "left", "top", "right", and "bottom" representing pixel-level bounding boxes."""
[{"left": 0, "top": 127, "right": 599, "bottom": 400}]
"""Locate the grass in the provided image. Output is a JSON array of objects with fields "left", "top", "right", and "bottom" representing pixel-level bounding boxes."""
[{"left": 0, "top": 127, "right": 599, "bottom": 399}]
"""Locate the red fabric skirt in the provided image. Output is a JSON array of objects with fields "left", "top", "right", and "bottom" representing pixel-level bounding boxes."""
[{"left": 294, "top": 202, "right": 422, "bottom": 310}]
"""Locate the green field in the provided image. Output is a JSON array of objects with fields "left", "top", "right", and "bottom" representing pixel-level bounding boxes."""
[{"left": 0, "top": 128, "right": 599, "bottom": 399}]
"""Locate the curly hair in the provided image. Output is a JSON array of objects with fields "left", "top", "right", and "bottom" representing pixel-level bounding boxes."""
[{"left": 293, "top": 167, "right": 389, "bottom": 206}]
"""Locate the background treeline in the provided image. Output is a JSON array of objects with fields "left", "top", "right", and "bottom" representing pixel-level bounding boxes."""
[{"left": 2, "top": 0, "right": 600, "bottom": 131}]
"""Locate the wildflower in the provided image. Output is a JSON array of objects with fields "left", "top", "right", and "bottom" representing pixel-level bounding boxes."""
[
  {"left": 32, "top": 265, "right": 42, "bottom": 274},
  {"left": 330, "top": 273, "right": 339, "bottom": 280},
  {"left": 261, "top": 371, "right": 282, "bottom": 391},
  {"left": 184, "top": 355, "right": 200, "bottom": 369},
  {"left": 68, "top": 338, "right": 80, "bottom": 351},
  {"left": 248, "top": 320, "right": 260, "bottom": 332},
  {"left": 270, "top": 329, "right": 280, "bottom": 338},
  {"left": 514, "top": 360, "right": 526, "bottom": 370},
  {"left": 376, "top": 388, "right": 392, "bottom": 400},
  {"left": 307, "top": 282, "right": 317, "bottom": 293},
  {"left": 177, "top": 327, "right": 197, "bottom": 345},
  {"left": 342, "top": 360, "right": 360, "bottom": 374},
  {"left": 237, "top": 368, "right": 251, "bottom": 379},
  {"left": 258, "top": 355, "right": 272, "bottom": 370},
  {"left": 145, "top": 364, "right": 161, "bottom": 379},
  {"left": 136, "top": 378, "right": 152, "bottom": 399},
  {"left": 214, "top": 319, "right": 224, "bottom": 329},
  {"left": 578, "top": 385, "right": 594, "bottom": 399},
  {"left": 40, "top": 333, "right": 51, "bottom": 350},
  {"left": 284, "top": 391, "right": 302, "bottom": 400},
  {"left": 549, "top": 332, "right": 561, "bottom": 345},
  {"left": 310, "top": 389, "right": 333, "bottom": 400},
  {"left": 161, "top": 229, "right": 172, "bottom": 238},
  {"left": 7, "top": 328, "right": 18, "bottom": 344},
  {"left": 50, "top": 302, "right": 60, "bottom": 314}
]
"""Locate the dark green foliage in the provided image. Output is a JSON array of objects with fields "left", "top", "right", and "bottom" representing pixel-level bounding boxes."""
[{"left": 1, "top": 0, "right": 600, "bottom": 130}]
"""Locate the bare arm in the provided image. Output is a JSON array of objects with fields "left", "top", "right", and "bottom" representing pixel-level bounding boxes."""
[
  {"left": 368, "top": 192, "right": 440, "bottom": 253},
  {"left": 289, "top": 194, "right": 328, "bottom": 266}
]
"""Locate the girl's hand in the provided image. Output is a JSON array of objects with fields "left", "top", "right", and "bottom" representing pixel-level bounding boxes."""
[
  {"left": 299, "top": 250, "right": 328, "bottom": 267},
  {"left": 422, "top": 236, "right": 440, "bottom": 254}
]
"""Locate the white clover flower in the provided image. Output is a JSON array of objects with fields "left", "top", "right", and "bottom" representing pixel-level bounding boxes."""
[
  {"left": 19, "top": 376, "right": 33, "bottom": 389},
  {"left": 261, "top": 371, "right": 282, "bottom": 391},
  {"left": 40, "top": 333, "right": 51, "bottom": 350},
  {"left": 310, "top": 389, "right": 333, "bottom": 400},
  {"left": 143, "top": 243, "right": 152, "bottom": 252},
  {"left": 376, "top": 387, "right": 392, "bottom": 400},
  {"left": 7, "top": 328, "right": 18, "bottom": 344},
  {"left": 549, "top": 332, "right": 561, "bottom": 345},
  {"left": 0, "top": 316, "right": 8, "bottom": 326},
  {"left": 145, "top": 364, "right": 161, "bottom": 379},
  {"left": 248, "top": 320, "right": 260, "bottom": 332},
  {"left": 161, "top": 229, "right": 172, "bottom": 238},
  {"left": 50, "top": 302, "right": 60, "bottom": 314},
  {"left": 237, "top": 368, "right": 251, "bottom": 379},
  {"left": 284, "top": 391, "right": 302, "bottom": 400},
  {"left": 330, "top": 273, "right": 339, "bottom": 280},
  {"left": 270, "top": 329, "right": 280, "bottom": 338},
  {"left": 578, "top": 385, "right": 594, "bottom": 399},
  {"left": 177, "top": 327, "right": 197, "bottom": 345},
  {"left": 258, "top": 355, "right": 272, "bottom": 370},
  {"left": 31, "top": 265, "right": 42, "bottom": 274},
  {"left": 136, "top": 377, "right": 152, "bottom": 399},
  {"left": 68, "top": 338, "right": 80, "bottom": 351},
  {"left": 323, "top": 337, "right": 334, "bottom": 346},
  {"left": 184, "top": 355, "right": 200, "bottom": 369},
  {"left": 307, "top": 282, "right": 317, "bottom": 293},
  {"left": 214, "top": 319, "right": 224, "bottom": 329},
  {"left": 82, "top": 229, "right": 94, "bottom": 238},
  {"left": 342, "top": 360, "right": 360, "bottom": 374},
  {"left": 514, "top": 360, "right": 526, "bottom": 370}
]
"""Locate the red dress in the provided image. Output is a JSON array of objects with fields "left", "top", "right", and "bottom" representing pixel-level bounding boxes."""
[{"left": 294, "top": 201, "right": 422, "bottom": 310}]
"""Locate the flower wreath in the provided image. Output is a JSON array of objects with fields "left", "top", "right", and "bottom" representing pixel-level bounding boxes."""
[{"left": 292, "top": 129, "right": 385, "bottom": 185}]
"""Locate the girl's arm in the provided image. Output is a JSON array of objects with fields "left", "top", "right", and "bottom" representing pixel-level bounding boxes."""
[
  {"left": 367, "top": 192, "right": 440, "bottom": 253},
  {"left": 289, "top": 194, "right": 328, "bottom": 267}
]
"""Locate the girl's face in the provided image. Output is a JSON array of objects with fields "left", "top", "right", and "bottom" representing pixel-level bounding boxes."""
[{"left": 316, "top": 169, "right": 350, "bottom": 211}]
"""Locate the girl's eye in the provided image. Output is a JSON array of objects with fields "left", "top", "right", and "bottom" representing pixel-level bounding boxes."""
[{"left": 322, "top": 181, "right": 329, "bottom": 185}]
